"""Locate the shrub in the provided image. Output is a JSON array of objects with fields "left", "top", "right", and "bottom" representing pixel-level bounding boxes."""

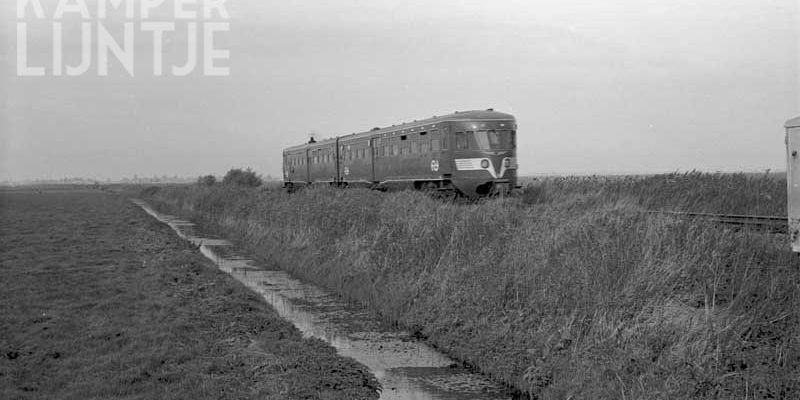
[
  {"left": 197, "top": 175, "right": 217, "bottom": 186},
  {"left": 222, "top": 168, "right": 262, "bottom": 187},
  {"left": 140, "top": 186, "right": 160, "bottom": 196}
]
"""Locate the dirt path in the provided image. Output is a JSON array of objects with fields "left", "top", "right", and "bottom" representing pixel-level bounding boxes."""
[{"left": 0, "top": 188, "right": 379, "bottom": 399}]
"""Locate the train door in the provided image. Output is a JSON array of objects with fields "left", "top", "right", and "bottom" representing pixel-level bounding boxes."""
[
  {"left": 369, "top": 137, "right": 376, "bottom": 182},
  {"left": 305, "top": 148, "right": 312, "bottom": 183},
  {"left": 335, "top": 138, "right": 342, "bottom": 184},
  {"left": 786, "top": 116, "right": 800, "bottom": 251}
]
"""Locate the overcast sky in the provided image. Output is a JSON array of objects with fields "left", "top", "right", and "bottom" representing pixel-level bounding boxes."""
[{"left": 1, "top": 0, "right": 798, "bottom": 180}]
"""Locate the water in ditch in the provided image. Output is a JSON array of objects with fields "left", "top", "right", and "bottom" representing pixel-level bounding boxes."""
[{"left": 133, "top": 200, "right": 514, "bottom": 400}]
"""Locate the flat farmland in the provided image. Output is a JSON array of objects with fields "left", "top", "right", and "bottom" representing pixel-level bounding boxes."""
[{"left": 0, "top": 189, "right": 378, "bottom": 399}]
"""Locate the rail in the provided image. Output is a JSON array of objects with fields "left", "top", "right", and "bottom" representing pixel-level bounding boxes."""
[{"left": 650, "top": 211, "right": 787, "bottom": 233}]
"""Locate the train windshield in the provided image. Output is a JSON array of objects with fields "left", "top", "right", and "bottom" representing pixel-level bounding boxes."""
[{"left": 472, "top": 130, "right": 515, "bottom": 150}]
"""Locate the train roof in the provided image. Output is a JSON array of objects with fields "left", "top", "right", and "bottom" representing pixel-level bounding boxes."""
[
  {"left": 787, "top": 116, "right": 800, "bottom": 128},
  {"left": 284, "top": 109, "right": 516, "bottom": 152}
]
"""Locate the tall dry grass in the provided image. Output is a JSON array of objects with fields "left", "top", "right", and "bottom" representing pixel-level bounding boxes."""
[{"left": 144, "top": 172, "right": 799, "bottom": 399}]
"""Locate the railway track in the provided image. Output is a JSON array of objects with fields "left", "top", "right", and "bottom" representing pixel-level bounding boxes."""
[{"left": 651, "top": 211, "right": 788, "bottom": 233}]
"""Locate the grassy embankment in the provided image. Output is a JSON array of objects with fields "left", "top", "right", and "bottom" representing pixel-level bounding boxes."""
[
  {"left": 144, "top": 172, "right": 799, "bottom": 399},
  {"left": 0, "top": 189, "right": 378, "bottom": 399}
]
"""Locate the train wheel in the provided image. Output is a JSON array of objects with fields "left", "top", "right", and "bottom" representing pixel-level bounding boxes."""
[{"left": 421, "top": 182, "right": 439, "bottom": 192}]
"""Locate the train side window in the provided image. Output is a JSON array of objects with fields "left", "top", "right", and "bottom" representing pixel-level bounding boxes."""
[
  {"left": 401, "top": 135, "right": 407, "bottom": 141},
  {"left": 456, "top": 132, "right": 468, "bottom": 150},
  {"left": 419, "top": 131, "right": 427, "bottom": 136},
  {"left": 511, "top": 130, "right": 516, "bottom": 146},
  {"left": 431, "top": 139, "right": 440, "bottom": 152}
]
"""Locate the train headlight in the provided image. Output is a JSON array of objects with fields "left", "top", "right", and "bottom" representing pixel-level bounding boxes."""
[
  {"left": 503, "top": 158, "right": 511, "bottom": 168},
  {"left": 481, "top": 159, "right": 490, "bottom": 169}
]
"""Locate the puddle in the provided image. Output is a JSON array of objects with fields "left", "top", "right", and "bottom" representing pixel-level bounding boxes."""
[{"left": 132, "top": 200, "right": 514, "bottom": 399}]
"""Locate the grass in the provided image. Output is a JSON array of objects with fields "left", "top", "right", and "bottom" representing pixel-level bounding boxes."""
[
  {"left": 143, "top": 172, "right": 799, "bottom": 399},
  {"left": 0, "top": 188, "right": 379, "bottom": 399}
]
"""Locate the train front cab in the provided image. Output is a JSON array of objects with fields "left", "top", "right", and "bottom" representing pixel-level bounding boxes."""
[
  {"left": 786, "top": 115, "right": 800, "bottom": 252},
  {"left": 447, "top": 119, "right": 518, "bottom": 198}
]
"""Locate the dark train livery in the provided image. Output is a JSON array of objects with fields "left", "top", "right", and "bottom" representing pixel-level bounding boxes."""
[{"left": 282, "top": 109, "right": 518, "bottom": 198}]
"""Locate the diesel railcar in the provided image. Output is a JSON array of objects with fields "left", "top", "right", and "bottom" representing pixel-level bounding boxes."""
[{"left": 282, "top": 109, "right": 518, "bottom": 198}]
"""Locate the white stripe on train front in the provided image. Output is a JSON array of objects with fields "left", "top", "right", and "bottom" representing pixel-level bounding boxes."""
[{"left": 454, "top": 158, "right": 517, "bottom": 179}]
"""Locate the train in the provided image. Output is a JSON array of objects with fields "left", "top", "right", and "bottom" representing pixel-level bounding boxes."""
[
  {"left": 282, "top": 109, "right": 519, "bottom": 198},
  {"left": 786, "top": 115, "right": 800, "bottom": 252}
]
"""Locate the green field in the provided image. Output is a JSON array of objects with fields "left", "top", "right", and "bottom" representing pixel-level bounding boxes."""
[
  {"left": 144, "top": 172, "right": 799, "bottom": 399},
  {"left": 0, "top": 189, "right": 378, "bottom": 399}
]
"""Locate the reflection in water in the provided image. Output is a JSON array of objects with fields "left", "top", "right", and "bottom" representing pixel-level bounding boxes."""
[{"left": 133, "top": 200, "right": 512, "bottom": 400}]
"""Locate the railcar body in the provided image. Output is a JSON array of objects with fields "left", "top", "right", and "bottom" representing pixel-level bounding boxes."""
[
  {"left": 786, "top": 115, "right": 800, "bottom": 252},
  {"left": 282, "top": 109, "right": 518, "bottom": 198}
]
